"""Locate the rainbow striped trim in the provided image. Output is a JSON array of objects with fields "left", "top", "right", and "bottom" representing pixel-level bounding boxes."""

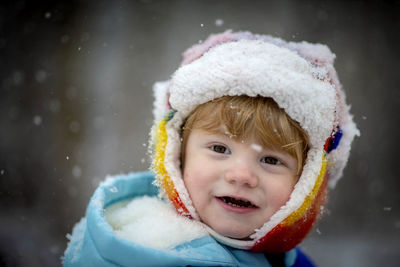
[
  {"left": 152, "top": 110, "right": 191, "bottom": 217},
  {"left": 283, "top": 153, "right": 327, "bottom": 226}
]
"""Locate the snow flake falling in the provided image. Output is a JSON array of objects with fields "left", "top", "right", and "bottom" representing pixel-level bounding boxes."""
[
  {"left": 49, "top": 245, "right": 59, "bottom": 255},
  {"left": 13, "top": 71, "right": 24, "bottom": 85},
  {"left": 49, "top": 99, "right": 61, "bottom": 113},
  {"left": 33, "top": 115, "right": 42, "bottom": 125},
  {"left": 251, "top": 143, "right": 262, "bottom": 152},
  {"left": 72, "top": 165, "right": 82, "bottom": 178},
  {"left": 69, "top": 121, "right": 81, "bottom": 133},
  {"left": 109, "top": 186, "right": 118, "bottom": 193},
  {"left": 215, "top": 19, "right": 224, "bottom": 26},
  {"left": 61, "top": 35, "right": 70, "bottom": 44},
  {"left": 35, "top": 70, "right": 47, "bottom": 83}
]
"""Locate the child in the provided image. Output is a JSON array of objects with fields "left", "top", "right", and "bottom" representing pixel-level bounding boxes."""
[{"left": 63, "top": 31, "right": 359, "bottom": 266}]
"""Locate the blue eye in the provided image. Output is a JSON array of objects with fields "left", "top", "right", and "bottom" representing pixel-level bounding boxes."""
[
  {"left": 211, "top": 145, "right": 230, "bottom": 154},
  {"left": 261, "top": 156, "right": 281, "bottom": 165}
]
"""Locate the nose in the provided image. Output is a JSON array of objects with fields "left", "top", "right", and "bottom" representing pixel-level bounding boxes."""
[{"left": 225, "top": 164, "right": 258, "bottom": 188}]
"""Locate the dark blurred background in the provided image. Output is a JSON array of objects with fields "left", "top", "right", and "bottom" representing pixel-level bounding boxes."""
[{"left": 0, "top": 0, "right": 399, "bottom": 266}]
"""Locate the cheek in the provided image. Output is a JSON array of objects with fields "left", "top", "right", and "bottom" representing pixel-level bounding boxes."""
[
  {"left": 183, "top": 164, "right": 215, "bottom": 205},
  {"left": 183, "top": 169, "right": 206, "bottom": 192},
  {"left": 183, "top": 156, "right": 211, "bottom": 188},
  {"left": 183, "top": 171, "right": 208, "bottom": 213},
  {"left": 183, "top": 164, "right": 198, "bottom": 191},
  {"left": 266, "top": 180, "right": 296, "bottom": 207}
]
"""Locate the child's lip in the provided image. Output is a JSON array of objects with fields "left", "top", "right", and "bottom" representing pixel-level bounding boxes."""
[{"left": 215, "top": 196, "right": 259, "bottom": 214}]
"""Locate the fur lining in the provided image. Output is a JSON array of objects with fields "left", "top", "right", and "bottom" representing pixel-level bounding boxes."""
[
  {"left": 104, "top": 196, "right": 207, "bottom": 250},
  {"left": 170, "top": 40, "right": 336, "bottom": 148},
  {"left": 164, "top": 114, "right": 199, "bottom": 219}
]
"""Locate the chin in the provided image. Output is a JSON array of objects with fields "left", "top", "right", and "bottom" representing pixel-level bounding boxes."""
[
  {"left": 225, "top": 232, "right": 252, "bottom": 240},
  {"left": 214, "top": 225, "right": 253, "bottom": 240}
]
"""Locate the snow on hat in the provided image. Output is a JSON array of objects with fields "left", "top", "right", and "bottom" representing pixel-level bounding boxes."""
[{"left": 150, "top": 30, "right": 359, "bottom": 253}]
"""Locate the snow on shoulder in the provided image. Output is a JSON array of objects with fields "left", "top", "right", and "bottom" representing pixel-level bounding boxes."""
[{"left": 104, "top": 196, "right": 208, "bottom": 251}]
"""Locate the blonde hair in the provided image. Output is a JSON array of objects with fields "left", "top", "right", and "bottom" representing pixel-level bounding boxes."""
[{"left": 181, "top": 95, "right": 309, "bottom": 175}]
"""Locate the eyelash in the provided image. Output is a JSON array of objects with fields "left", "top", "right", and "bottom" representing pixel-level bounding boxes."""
[
  {"left": 261, "top": 156, "right": 281, "bottom": 165},
  {"left": 211, "top": 145, "right": 282, "bottom": 165},
  {"left": 210, "top": 145, "right": 230, "bottom": 154}
]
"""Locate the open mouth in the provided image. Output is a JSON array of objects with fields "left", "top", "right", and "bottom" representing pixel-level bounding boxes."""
[{"left": 217, "top": 196, "right": 257, "bottom": 208}]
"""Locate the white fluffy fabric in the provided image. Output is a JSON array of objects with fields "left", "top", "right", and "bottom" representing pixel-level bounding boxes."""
[
  {"left": 104, "top": 196, "right": 207, "bottom": 251},
  {"left": 169, "top": 40, "right": 337, "bottom": 148},
  {"left": 152, "top": 81, "right": 170, "bottom": 122},
  {"left": 164, "top": 113, "right": 200, "bottom": 219}
]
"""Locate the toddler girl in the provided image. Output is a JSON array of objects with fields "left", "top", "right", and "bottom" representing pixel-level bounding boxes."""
[{"left": 63, "top": 30, "right": 359, "bottom": 266}]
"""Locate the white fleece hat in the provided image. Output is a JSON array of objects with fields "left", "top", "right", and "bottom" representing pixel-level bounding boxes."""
[{"left": 150, "top": 30, "right": 359, "bottom": 253}]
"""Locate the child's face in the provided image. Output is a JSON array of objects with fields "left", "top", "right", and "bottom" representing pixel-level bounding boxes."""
[{"left": 183, "top": 129, "right": 299, "bottom": 239}]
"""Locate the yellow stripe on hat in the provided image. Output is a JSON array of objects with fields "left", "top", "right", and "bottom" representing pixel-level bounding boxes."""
[
  {"left": 152, "top": 112, "right": 190, "bottom": 214},
  {"left": 153, "top": 117, "right": 174, "bottom": 194},
  {"left": 281, "top": 154, "right": 327, "bottom": 226}
]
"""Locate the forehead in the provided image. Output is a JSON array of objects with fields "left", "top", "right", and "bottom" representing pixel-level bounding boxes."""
[
  {"left": 191, "top": 124, "right": 283, "bottom": 152},
  {"left": 183, "top": 95, "right": 306, "bottom": 158}
]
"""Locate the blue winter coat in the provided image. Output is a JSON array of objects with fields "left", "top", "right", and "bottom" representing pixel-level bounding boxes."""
[{"left": 63, "top": 171, "right": 315, "bottom": 267}]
